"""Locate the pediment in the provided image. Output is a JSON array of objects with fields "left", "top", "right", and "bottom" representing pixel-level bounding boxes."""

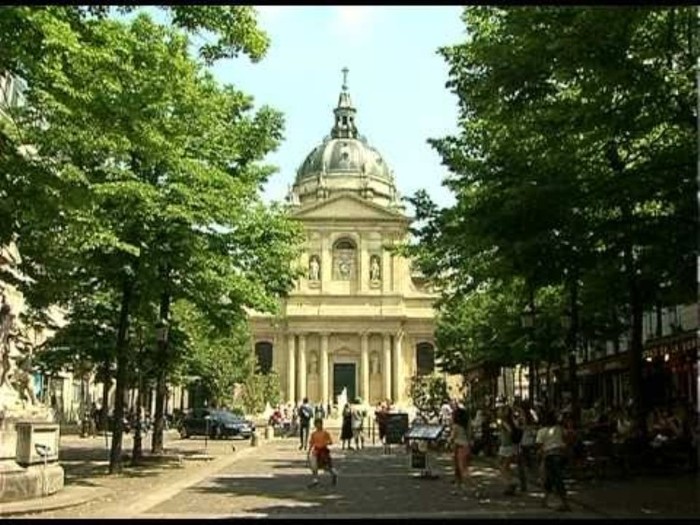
[{"left": 292, "top": 192, "right": 408, "bottom": 223}]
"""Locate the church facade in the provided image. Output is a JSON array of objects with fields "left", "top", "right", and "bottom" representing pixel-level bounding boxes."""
[{"left": 248, "top": 74, "right": 438, "bottom": 408}]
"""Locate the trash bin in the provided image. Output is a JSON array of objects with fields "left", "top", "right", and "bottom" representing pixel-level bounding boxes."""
[{"left": 265, "top": 425, "right": 274, "bottom": 440}]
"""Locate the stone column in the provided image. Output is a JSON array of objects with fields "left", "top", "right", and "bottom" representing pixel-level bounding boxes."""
[
  {"left": 383, "top": 333, "right": 392, "bottom": 401},
  {"left": 393, "top": 329, "right": 404, "bottom": 404},
  {"left": 359, "top": 234, "right": 369, "bottom": 292},
  {"left": 321, "top": 333, "right": 329, "bottom": 406},
  {"left": 287, "top": 333, "right": 296, "bottom": 404},
  {"left": 298, "top": 333, "right": 307, "bottom": 401},
  {"left": 382, "top": 241, "right": 392, "bottom": 294},
  {"left": 360, "top": 332, "right": 369, "bottom": 402},
  {"left": 321, "top": 232, "right": 331, "bottom": 286}
]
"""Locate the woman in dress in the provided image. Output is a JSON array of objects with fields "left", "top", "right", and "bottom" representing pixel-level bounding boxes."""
[{"left": 340, "top": 403, "right": 354, "bottom": 450}]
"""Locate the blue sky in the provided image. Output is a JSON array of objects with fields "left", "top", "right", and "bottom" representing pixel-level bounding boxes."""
[{"left": 212, "top": 6, "right": 466, "bottom": 208}]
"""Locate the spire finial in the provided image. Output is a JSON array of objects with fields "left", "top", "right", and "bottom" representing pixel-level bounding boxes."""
[{"left": 341, "top": 67, "right": 349, "bottom": 91}]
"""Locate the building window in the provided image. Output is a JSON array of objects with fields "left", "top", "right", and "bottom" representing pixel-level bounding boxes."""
[
  {"left": 332, "top": 238, "right": 356, "bottom": 281},
  {"left": 255, "top": 341, "right": 273, "bottom": 375},
  {"left": 416, "top": 342, "right": 435, "bottom": 376}
]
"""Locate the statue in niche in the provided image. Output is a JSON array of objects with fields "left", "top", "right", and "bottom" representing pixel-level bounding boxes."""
[
  {"left": 370, "top": 352, "right": 380, "bottom": 375},
  {"left": 370, "top": 255, "right": 381, "bottom": 282},
  {"left": 309, "top": 255, "right": 320, "bottom": 281},
  {"left": 308, "top": 352, "right": 319, "bottom": 375},
  {"left": 333, "top": 240, "right": 355, "bottom": 281},
  {"left": 338, "top": 259, "right": 351, "bottom": 280}
]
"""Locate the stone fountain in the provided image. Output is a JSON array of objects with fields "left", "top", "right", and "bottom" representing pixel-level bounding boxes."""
[{"left": 0, "top": 293, "right": 64, "bottom": 503}]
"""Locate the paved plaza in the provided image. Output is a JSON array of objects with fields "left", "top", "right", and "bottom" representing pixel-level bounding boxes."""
[{"left": 6, "top": 431, "right": 699, "bottom": 519}]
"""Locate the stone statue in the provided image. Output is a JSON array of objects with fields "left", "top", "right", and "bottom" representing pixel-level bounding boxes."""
[
  {"left": 338, "top": 259, "right": 351, "bottom": 280},
  {"left": 370, "top": 352, "right": 380, "bottom": 375},
  {"left": 286, "top": 185, "right": 300, "bottom": 206},
  {"left": 308, "top": 352, "right": 318, "bottom": 375},
  {"left": 337, "top": 387, "right": 348, "bottom": 409},
  {"left": 12, "top": 337, "right": 38, "bottom": 405},
  {"left": 0, "top": 292, "right": 40, "bottom": 408},
  {"left": 309, "top": 256, "right": 320, "bottom": 281},
  {"left": 370, "top": 255, "right": 381, "bottom": 282},
  {"left": 0, "top": 295, "right": 15, "bottom": 388}
]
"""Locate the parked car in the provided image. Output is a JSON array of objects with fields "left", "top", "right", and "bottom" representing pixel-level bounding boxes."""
[{"left": 178, "top": 409, "right": 255, "bottom": 440}]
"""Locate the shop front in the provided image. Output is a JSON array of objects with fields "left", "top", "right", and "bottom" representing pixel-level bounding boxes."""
[{"left": 643, "top": 330, "right": 697, "bottom": 410}]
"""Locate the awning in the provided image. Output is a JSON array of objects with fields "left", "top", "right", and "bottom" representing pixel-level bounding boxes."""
[
  {"left": 576, "top": 353, "right": 629, "bottom": 376},
  {"left": 643, "top": 330, "right": 697, "bottom": 360}
]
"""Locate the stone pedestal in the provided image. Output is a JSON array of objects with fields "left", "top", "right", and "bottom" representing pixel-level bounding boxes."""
[
  {"left": 16, "top": 422, "right": 60, "bottom": 466},
  {"left": 0, "top": 389, "right": 65, "bottom": 503}
]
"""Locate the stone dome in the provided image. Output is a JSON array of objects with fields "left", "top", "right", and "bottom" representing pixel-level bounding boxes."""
[
  {"left": 287, "top": 69, "right": 401, "bottom": 209},
  {"left": 295, "top": 136, "right": 392, "bottom": 183}
]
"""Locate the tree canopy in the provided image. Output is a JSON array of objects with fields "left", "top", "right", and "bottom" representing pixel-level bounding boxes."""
[{"left": 406, "top": 7, "right": 696, "bottom": 416}]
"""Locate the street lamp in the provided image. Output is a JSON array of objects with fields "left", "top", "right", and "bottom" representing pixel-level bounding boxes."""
[
  {"left": 152, "top": 319, "right": 169, "bottom": 455},
  {"left": 156, "top": 320, "right": 169, "bottom": 347},
  {"left": 560, "top": 308, "right": 579, "bottom": 424},
  {"left": 520, "top": 303, "right": 535, "bottom": 329},
  {"left": 520, "top": 303, "right": 536, "bottom": 402}
]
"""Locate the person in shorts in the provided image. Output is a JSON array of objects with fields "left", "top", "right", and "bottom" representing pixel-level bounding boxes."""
[{"left": 308, "top": 418, "right": 338, "bottom": 488}]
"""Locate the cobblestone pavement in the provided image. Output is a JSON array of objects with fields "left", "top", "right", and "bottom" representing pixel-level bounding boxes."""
[
  {"left": 13, "top": 430, "right": 256, "bottom": 518},
  {"left": 143, "top": 441, "right": 601, "bottom": 519},
  {"left": 16, "top": 433, "right": 700, "bottom": 519}
]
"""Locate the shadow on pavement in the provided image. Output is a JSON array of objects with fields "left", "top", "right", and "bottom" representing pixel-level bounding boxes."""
[{"left": 172, "top": 446, "right": 552, "bottom": 518}]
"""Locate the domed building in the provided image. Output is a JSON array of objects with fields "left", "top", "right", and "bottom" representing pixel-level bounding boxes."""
[{"left": 249, "top": 71, "right": 439, "bottom": 408}]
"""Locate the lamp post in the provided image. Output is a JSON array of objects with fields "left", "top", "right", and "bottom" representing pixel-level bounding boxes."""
[
  {"left": 560, "top": 308, "right": 580, "bottom": 425},
  {"left": 520, "top": 303, "right": 536, "bottom": 403},
  {"left": 695, "top": 20, "right": 700, "bottom": 473},
  {"left": 151, "top": 319, "right": 169, "bottom": 455}
]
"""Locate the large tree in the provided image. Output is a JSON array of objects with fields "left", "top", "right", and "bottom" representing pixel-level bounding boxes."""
[
  {"left": 407, "top": 7, "right": 696, "bottom": 425},
  {"left": 1, "top": 7, "right": 303, "bottom": 472}
]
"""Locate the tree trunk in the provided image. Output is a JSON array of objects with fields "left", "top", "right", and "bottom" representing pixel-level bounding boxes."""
[
  {"left": 628, "top": 272, "right": 645, "bottom": 432},
  {"left": 569, "top": 279, "right": 580, "bottom": 426},
  {"left": 151, "top": 288, "right": 171, "bottom": 455},
  {"left": 109, "top": 277, "right": 134, "bottom": 474},
  {"left": 100, "top": 363, "right": 111, "bottom": 432},
  {"left": 131, "top": 375, "right": 143, "bottom": 465}
]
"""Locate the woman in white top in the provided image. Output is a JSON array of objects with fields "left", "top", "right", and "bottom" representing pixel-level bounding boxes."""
[
  {"left": 535, "top": 411, "right": 571, "bottom": 512},
  {"left": 450, "top": 406, "right": 475, "bottom": 495},
  {"left": 497, "top": 405, "right": 518, "bottom": 495}
]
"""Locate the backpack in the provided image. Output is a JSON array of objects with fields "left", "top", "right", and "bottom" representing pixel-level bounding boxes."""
[
  {"left": 511, "top": 424, "right": 524, "bottom": 445},
  {"left": 300, "top": 404, "right": 313, "bottom": 422}
]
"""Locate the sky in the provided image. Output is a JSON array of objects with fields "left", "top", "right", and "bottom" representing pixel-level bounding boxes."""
[{"left": 210, "top": 6, "right": 466, "bottom": 208}]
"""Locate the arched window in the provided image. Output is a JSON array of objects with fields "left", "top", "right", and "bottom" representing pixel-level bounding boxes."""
[
  {"left": 255, "top": 341, "right": 273, "bottom": 375},
  {"left": 416, "top": 342, "right": 435, "bottom": 376},
  {"left": 332, "top": 238, "right": 356, "bottom": 281}
]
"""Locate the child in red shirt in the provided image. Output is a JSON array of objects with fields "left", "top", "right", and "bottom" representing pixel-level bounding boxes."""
[{"left": 307, "top": 418, "right": 338, "bottom": 487}]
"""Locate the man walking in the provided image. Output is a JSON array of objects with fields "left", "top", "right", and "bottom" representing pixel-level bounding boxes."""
[{"left": 299, "top": 397, "right": 314, "bottom": 451}]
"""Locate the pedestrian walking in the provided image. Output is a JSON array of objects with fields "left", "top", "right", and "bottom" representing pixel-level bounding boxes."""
[
  {"left": 307, "top": 418, "right": 338, "bottom": 488},
  {"left": 512, "top": 407, "right": 527, "bottom": 493},
  {"left": 351, "top": 405, "right": 365, "bottom": 450},
  {"left": 536, "top": 410, "right": 571, "bottom": 512},
  {"left": 298, "top": 397, "right": 313, "bottom": 451},
  {"left": 450, "top": 406, "right": 476, "bottom": 496},
  {"left": 497, "top": 405, "right": 517, "bottom": 496},
  {"left": 340, "top": 403, "right": 353, "bottom": 450}
]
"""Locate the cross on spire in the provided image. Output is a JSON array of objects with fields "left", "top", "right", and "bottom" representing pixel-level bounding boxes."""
[{"left": 342, "top": 67, "right": 349, "bottom": 91}]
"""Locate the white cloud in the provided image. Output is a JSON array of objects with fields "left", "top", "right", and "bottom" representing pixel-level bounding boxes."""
[{"left": 331, "top": 6, "right": 380, "bottom": 41}]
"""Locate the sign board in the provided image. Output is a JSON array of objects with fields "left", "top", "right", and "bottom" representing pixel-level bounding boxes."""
[
  {"left": 410, "top": 449, "right": 427, "bottom": 469},
  {"left": 385, "top": 413, "right": 409, "bottom": 445},
  {"left": 405, "top": 424, "right": 444, "bottom": 441}
]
